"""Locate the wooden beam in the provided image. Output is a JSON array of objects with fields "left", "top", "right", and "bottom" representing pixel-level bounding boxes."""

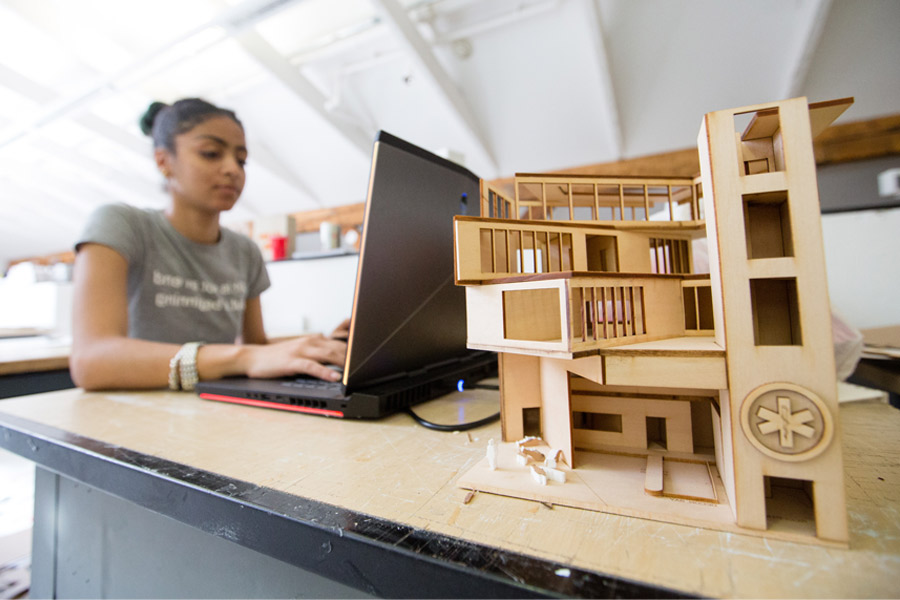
[
  {"left": 490, "top": 147, "right": 700, "bottom": 198},
  {"left": 0, "top": 63, "right": 149, "bottom": 159},
  {"left": 236, "top": 30, "right": 372, "bottom": 157},
  {"left": 490, "top": 113, "right": 900, "bottom": 196},
  {"left": 0, "top": 0, "right": 306, "bottom": 149},
  {"left": 370, "top": 0, "right": 499, "bottom": 173},
  {"left": 813, "top": 113, "right": 900, "bottom": 165},
  {"left": 289, "top": 202, "right": 366, "bottom": 234},
  {"left": 0, "top": 56, "right": 322, "bottom": 216},
  {"left": 7, "top": 250, "right": 75, "bottom": 271}
]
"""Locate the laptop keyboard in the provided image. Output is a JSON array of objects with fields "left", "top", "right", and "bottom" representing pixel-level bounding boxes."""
[{"left": 286, "top": 377, "right": 342, "bottom": 390}]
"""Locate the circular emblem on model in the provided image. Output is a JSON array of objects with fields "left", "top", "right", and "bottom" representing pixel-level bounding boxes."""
[{"left": 740, "top": 383, "right": 834, "bottom": 462}]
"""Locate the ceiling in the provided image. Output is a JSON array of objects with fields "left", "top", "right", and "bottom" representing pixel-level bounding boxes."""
[{"left": 1, "top": 0, "right": 899, "bottom": 271}]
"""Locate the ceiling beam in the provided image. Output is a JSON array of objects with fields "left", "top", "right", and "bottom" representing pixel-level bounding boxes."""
[
  {"left": 0, "top": 0, "right": 306, "bottom": 150},
  {"left": 1, "top": 179, "right": 87, "bottom": 233},
  {"left": 0, "top": 43, "right": 322, "bottom": 210},
  {"left": 581, "top": 0, "right": 623, "bottom": 161},
  {"left": 782, "top": 0, "right": 833, "bottom": 99},
  {"left": 0, "top": 63, "right": 151, "bottom": 159},
  {"left": 234, "top": 30, "right": 373, "bottom": 157},
  {"left": 813, "top": 113, "right": 900, "bottom": 165},
  {"left": 26, "top": 137, "right": 161, "bottom": 204},
  {"left": 0, "top": 63, "right": 55, "bottom": 104},
  {"left": 369, "top": 0, "right": 499, "bottom": 173}
]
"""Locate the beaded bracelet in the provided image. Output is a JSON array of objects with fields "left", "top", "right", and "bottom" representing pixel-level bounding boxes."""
[{"left": 168, "top": 342, "right": 206, "bottom": 391}]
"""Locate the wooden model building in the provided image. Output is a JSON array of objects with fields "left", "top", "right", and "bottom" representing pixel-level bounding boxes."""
[{"left": 453, "top": 97, "right": 854, "bottom": 546}]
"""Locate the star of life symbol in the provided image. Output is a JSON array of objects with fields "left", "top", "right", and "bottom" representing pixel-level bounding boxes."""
[
  {"left": 756, "top": 396, "right": 815, "bottom": 449},
  {"left": 741, "top": 384, "right": 832, "bottom": 462}
]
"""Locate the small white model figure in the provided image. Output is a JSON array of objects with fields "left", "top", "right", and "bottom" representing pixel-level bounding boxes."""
[
  {"left": 530, "top": 465, "right": 548, "bottom": 486},
  {"left": 486, "top": 438, "right": 498, "bottom": 470}
]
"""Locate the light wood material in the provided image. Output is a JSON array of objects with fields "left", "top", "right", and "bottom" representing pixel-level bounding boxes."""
[
  {"left": 5, "top": 250, "right": 75, "bottom": 272},
  {"left": 511, "top": 174, "right": 701, "bottom": 223},
  {"left": 463, "top": 277, "right": 699, "bottom": 359},
  {"left": 701, "top": 97, "right": 848, "bottom": 541},
  {"left": 455, "top": 97, "right": 854, "bottom": 546},
  {"left": 861, "top": 325, "right": 900, "bottom": 349},
  {"left": 454, "top": 216, "right": 703, "bottom": 285},
  {"left": 539, "top": 358, "right": 575, "bottom": 468},
  {"left": 602, "top": 353, "right": 726, "bottom": 389},
  {"left": 497, "top": 353, "right": 541, "bottom": 442},
  {"left": 288, "top": 202, "right": 366, "bottom": 234},
  {"left": 813, "top": 113, "right": 900, "bottom": 165},
  {"left": 807, "top": 98, "right": 854, "bottom": 139},
  {"left": 571, "top": 394, "right": 694, "bottom": 454},
  {"left": 0, "top": 389, "right": 898, "bottom": 597},
  {"left": 0, "top": 337, "right": 70, "bottom": 376}
]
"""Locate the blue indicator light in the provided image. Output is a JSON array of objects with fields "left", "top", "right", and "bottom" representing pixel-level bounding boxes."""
[{"left": 457, "top": 379, "right": 465, "bottom": 392}]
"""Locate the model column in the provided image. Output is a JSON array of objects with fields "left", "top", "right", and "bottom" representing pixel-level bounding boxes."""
[{"left": 698, "top": 97, "right": 848, "bottom": 544}]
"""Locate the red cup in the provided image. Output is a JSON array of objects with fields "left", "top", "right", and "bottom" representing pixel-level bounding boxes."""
[{"left": 270, "top": 236, "right": 287, "bottom": 260}]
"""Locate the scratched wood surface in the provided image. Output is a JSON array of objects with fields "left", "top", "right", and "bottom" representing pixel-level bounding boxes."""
[{"left": 0, "top": 388, "right": 897, "bottom": 598}]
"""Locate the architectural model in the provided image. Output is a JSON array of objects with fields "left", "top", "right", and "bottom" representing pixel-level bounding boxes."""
[{"left": 453, "top": 97, "right": 854, "bottom": 546}]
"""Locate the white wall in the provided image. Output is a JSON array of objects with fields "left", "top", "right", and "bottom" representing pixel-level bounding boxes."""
[
  {"left": 0, "top": 280, "right": 73, "bottom": 337},
  {"left": 821, "top": 207, "right": 900, "bottom": 331},
  {"left": 260, "top": 254, "right": 359, "bottom": 338}
]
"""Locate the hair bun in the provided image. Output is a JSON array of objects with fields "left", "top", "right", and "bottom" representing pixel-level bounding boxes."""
[{"left": 139, "top": 101, "right": 169, "bottom": 136}]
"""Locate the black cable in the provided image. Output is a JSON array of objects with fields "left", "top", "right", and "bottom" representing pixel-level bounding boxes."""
[
  {"left": 405, "top": 407, "right": 500, "bottom": 432},
  {"left": 405, "top": 379, "right": 502, "bottom": 431}
]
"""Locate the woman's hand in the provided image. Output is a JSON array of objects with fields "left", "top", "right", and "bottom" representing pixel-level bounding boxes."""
[{"left": 241, "top": 335, "right": 347, "bottom": 381}]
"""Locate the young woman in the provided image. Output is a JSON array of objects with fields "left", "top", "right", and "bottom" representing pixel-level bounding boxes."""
[{"left": 70, "top": 98, "right": 347, "bottom": 391}]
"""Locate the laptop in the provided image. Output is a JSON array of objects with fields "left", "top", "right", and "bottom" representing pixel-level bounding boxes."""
[{"left": 196, "top": 131, "right": 497, "bottom": 418}]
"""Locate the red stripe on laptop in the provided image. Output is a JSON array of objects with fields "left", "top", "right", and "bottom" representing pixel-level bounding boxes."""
[{"left": 199, "top": 393, "right": 344, "bottom": 418}]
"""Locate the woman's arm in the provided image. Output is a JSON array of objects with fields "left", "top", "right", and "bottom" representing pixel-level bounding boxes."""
[
  {"left": 239, "top": 296, "right": 268, "bottom": 344},
  {"left": 70, "top": 243, "right": 179, "bottom": 389},
  {"left": 70, "top": 244, "right": 345, "bottom": 391}
]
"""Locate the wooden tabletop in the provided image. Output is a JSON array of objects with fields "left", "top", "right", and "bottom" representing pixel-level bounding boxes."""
[
  {"left": 0, "top": 336, "right": 70, "bottom": 376},
  {"left": 0, "top": 386, "right": 898, "bottom": 598}
]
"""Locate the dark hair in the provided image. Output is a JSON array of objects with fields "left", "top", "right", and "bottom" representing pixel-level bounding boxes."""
[{"left": 139, "top": 98, "right": 243, "bottom": 152}]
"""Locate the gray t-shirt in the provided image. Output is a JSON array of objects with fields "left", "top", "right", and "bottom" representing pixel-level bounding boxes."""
[{"left": 76, "top": 204, "right": 271, "bottom": 344}]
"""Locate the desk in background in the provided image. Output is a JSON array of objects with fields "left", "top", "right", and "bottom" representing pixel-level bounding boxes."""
[
  {"left": 0, "top": 334, "right": 72, "bottom": 399},
  {"left": 0, "top": 387, "right": 898, "bottom": 598},
  {"left": 848, "top": 325, "right": 900, "bottom": 408}
]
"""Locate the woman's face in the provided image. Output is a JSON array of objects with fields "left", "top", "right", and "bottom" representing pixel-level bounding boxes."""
[{"left": 157, "top": 116, "right": 248, "bottom": 215}]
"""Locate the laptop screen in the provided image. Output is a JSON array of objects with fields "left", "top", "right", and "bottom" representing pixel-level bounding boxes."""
[{"left": 342, "top": 131, "right": 481, "bottom": 388}]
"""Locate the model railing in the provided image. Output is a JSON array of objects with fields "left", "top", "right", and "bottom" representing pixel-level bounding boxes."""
[
  {"left": 682, "top": 278, "right": 715, "bottom": 335},
  {"left": 456, "top": 218, "right": 580, "bottom": 283},
  {"left": 507, "top": 174, "right": 704, "bottom": 223},
  {"left": 479, "top": 180, "right": 515, "bottom": 220},
  {"left": 455, "top": 217, "right": 700, "bottom": 284},
  {"left": 467, "top": 274, "right": 693, "bottom": 356},
  {"left": 650, "top": 237, "right": 692, "bottom": 274},
  {"left": 570, "top": 284, "right": 646, "bottom": 343}
]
